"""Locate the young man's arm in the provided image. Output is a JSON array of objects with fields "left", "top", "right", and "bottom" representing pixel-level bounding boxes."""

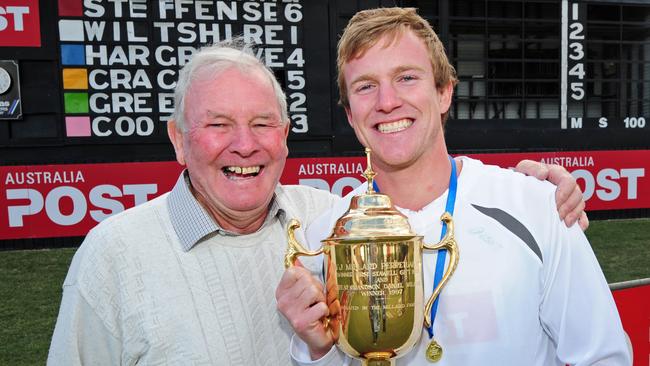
[
  {"left": 537, "top": 193, "right": 630, "bottom": 365},
  {"left": 514, "top": 159, "right": 588, "bottom": 230}
]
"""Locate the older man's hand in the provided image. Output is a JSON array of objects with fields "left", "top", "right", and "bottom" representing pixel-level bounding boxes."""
[{"left": 515, "top": 159, "right": 589, "bottom": 231}]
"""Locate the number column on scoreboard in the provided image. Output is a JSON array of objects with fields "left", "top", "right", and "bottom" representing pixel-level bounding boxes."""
[
  {"left": 564, "top": 1, "right": 586, "bottom": 129},
  {"left": 283, "top": 3, "right": 309, "bottom": 134},
  {"left": 562, "top": 1, "right": 648, "bottom": 131}
]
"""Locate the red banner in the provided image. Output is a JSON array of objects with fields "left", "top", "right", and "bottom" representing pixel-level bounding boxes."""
[
  {"left": 282, "top": 156, "right": 366, "bottom": 197},
  {"left": 1, "top": 150, "right": 648, "bottom": 240},
  {"left": 612, "top": 284, "right": 650, "bottom": 366},
  {"left": 281, "top": 150, "right": 650, "bottom": 211},
  {"left": 0, "top": 0, "right": 41, "bottom": 47},
  {"left": 467, "top": 151, "right": 649, "bottom": 211},
  {"left": 1, "top": 162, "right": 183, "bottom": 239}
]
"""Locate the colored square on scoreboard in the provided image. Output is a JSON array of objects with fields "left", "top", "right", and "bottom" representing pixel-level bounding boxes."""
[
  {"left": 59, "top": 20, "right": 85, "bottom": 41},
  {"left": 65, "top": 116, "right": 91, "bottom": 137},
  {"left": 60, "top": 45, "right": 85, "bottom": 65},
  {"left": 62, "top": 68, "right": 88, "bottom": 89},
  {"left": 58, "top": 0, "right": 83, "bottom": 16},
  {"left": 64, "top": 93, "right": 89, "bottom": 114}
]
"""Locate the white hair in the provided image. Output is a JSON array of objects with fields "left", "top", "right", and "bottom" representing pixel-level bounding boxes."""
[{"left": 171, "top": 39, "right": 288, "bottom": 131}]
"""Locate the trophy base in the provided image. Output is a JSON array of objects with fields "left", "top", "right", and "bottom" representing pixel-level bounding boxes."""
[{"left": 363, "top": 352, "right": 395, "bottom": 366}]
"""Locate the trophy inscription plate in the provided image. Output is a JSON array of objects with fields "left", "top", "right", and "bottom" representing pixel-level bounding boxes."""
[{"left": 328, "top": 241, "right": 420, "bottom": 355}]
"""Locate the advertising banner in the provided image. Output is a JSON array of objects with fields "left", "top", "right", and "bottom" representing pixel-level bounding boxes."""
[
  {"left": 282, "top": 150, "right": 650, "bottom": 212},
  {"left": 464, "top": 151, "right": 648, "bottom": 211},
  {"left": 1, "top": 161, "right": 182, "bottom": 239},
  {"left": 1, "top": 150, "right": 648, "bottom": 240},
  {"left": 612, "top": 284, "right": 650, "bottom": 366},
  {"left": 0, "top": 0, "right": 41, "bottom": 47}
]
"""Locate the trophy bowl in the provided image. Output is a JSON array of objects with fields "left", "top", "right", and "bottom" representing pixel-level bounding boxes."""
[{"left": 284, "top": 149, "right": 458, "bottom": 365}]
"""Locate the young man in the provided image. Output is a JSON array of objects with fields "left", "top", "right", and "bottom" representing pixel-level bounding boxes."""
[{"left": 276, "top": 8, "right": 630, "bottom": 366}]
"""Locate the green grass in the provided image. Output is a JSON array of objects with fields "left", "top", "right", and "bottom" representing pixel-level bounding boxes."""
[
  {"left": 586, "top": 218, "right": 650, "bottom": 284},
  {"left": 0, "top": 218, "right": 648, "bottom": 364},
  {"left": 0, "top": 248, "right": 76, "bottom": 366}
]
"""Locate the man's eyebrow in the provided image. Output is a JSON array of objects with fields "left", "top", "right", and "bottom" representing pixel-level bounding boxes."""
[
  {"left": 205, "top": 110, "right": 278, "bottom": 122},
  {"left": 205, "top": 111, "right": 233, "bottom": 120},
  {"left": 253, "top": 113, "right": 274, "bottom": 120},
  {"left": 393, "top": 65, "right": 426, "bottom": 74},
  {"left": 349, "top": 65, "right": 427, "bottom": 86},
  {"left": 349, "top": 73, "right": 376, "bottom": 86}
]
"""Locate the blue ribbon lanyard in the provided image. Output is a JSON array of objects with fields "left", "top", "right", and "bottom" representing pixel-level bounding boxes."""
[{"left": 373, "top": 155, "right": 458, "bottom": 339}]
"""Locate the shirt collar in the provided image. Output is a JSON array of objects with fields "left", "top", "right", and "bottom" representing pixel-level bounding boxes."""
[{"left": 167, "top": 170, "right": 283, "bottom": 251}]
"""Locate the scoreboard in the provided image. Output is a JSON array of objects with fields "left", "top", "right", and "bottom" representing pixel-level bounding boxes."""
[
  {"left": 0, "top": 0, "right": 334, "bottom": 161},
  {"left": 441, "top": 0, "right": 650, "bottom": 150},
  {"left": 0, "top": 0, "right": 649, "bottom": 246},
  {"left": 1, "top": 0, "right": 649, "bottom": 157}
]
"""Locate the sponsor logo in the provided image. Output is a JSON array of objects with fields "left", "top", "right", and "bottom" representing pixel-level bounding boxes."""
[{"left": 0, "top": 0, "right": 41, "bottom": 47}]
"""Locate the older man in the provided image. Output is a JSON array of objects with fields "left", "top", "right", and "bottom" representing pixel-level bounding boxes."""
[
  {"left": 47, "top": 41, "right": 336, "bottom": 365},
  {"left": 276, "top": 7, "right": 629, "bottom": 366},
  {"left": 48, "top": 39, "right": 586, "bottom": 365}
]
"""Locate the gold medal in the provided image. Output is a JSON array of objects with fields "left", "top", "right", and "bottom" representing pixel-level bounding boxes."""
[{"left": 425, "top": 339, "right": 443, "bottom": 362}]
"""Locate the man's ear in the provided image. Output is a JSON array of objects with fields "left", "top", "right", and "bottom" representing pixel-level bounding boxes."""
[
  {"left": 438, "top": 82, "right": 454, "bottom": 115},
  {"left": 167, "top": 120, "right": 186, "bottom": 166},
  {"left": 283, "top": 120, "right": 290, "bottom": 138},
  {"left": 344, "top": 106, "right": 354, "bottom": 128}
]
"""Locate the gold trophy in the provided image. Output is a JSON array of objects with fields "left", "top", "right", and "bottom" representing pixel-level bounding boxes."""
[{"left": 285, "top": 149, "right": 459, "bottom": 365}]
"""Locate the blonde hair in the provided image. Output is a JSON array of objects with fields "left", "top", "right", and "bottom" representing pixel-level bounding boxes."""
[{"left": 337, "top": 7, "right": 457, "bottom": 122}]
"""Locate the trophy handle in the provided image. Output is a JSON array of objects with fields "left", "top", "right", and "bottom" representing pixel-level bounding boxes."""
[
  {"left": 421, "top": 212, "right": 459, "bottom": 328},
  {"left": 285, "top": 219, "right": 331, "bottom": 331},
  {"left": 285, "top": 218, "right": 325, "bottom": 268}
]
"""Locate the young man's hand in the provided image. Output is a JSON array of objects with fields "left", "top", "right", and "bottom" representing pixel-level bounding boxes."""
[
  {"left": 515, "top": 159, "right": 589, "bottom": 231},
  {"left": 276, "top": 262, "right": 334, "bottom": 360}
]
